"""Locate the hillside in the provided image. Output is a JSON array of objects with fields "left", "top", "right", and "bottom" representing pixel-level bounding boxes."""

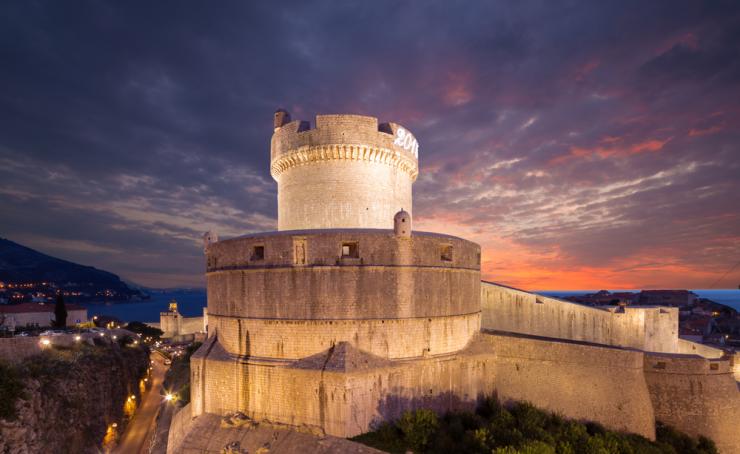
[{"left": 0, "top": 238, "right": 143, "bottom": 302}]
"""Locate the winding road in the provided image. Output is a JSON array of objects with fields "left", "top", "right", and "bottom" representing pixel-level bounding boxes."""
[{"left": 114, "top": 352, "right": 169, "bottom": 454}]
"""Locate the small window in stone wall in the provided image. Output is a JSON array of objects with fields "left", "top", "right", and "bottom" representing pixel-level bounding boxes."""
[
  {"left": 293, "top": 238, "right": 307, "bottom": 265},
  {"left": 441, "top": 245, "right": 453, "bottom": 262},
  {"left": 251, "top": 245, "right": 265, "bottom": 261},
  {"left": 341, "top": 242, "right": 359, "bottom": 258}
]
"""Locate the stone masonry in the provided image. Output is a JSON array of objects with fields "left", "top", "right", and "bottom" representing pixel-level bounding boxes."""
[{"left": 180, "top": 112, "right": 740, "bottom": 454}]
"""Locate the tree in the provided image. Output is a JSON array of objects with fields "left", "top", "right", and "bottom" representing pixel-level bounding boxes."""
[
  {"left": 125, "top": 321, "right": 164, "bottom": 341},
  {"left": 54, "top": 293, "right": 67, "bottom": 328}
]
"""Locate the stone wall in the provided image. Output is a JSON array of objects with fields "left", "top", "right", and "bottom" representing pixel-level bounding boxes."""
[
  {"left": 159, "top": 312, "right": 181, "bottom": 338},
  {"left": 208, "top": 312, "right": 480, "bottom": 360},
  {"left": 0, "top": 308, "right": 88, "bottom": 328},
  {"left": 676, "top": 338, "right": 724, "bottom": 358},
  {"left": 270, "top": 114, "right": 418, "bottom": 230},
  {"left": 644, "top": 353, "right": 740, "bottom": 454},
  {"left": 207, "top": 231, "right": 480, "bottom": 320},
  {"left": 483, "top": 332, "right": 655, "bottom": 439},
  {"left": 481, "top": 282, "right": 679, "bottom": 353},
  {"left": 0, "top": 336, "right": 42, "bottom": 362},
  {"left": 191, "top": 332, "right": 657, "bottom": 440}
]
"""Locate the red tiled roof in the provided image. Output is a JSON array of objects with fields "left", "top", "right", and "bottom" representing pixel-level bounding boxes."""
[{"left": 0, "top": 302, "right": 86, "bottom": 313}]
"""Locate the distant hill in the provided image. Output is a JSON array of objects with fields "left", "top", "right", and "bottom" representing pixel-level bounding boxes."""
[{"left": 0, "top": 238, "right": 143, "bottom": 301}]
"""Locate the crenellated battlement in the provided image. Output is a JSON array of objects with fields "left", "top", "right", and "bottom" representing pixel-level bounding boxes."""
[
  {"left": 270, "top": 112, "right": 419, "bottom": 230},
  {"left": 270, "top": 114, "right": 419, "bottom": 180}
]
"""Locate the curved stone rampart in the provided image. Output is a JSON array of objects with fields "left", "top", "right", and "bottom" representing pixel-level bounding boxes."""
[
  {"left": 206, "top": 230, "right": 481, "bottom": 320},
  {"left": 208, "top": 312, "right": 481, "bottom": 360},
  {"left": 644, "top": 352, "right": 740, "bottom": 454}
]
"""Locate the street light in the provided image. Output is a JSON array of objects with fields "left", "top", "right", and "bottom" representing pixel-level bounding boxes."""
[
  {"left": 164, "top": 393, "right": 174, "bottom": 402},
  {"left": 40, "top": 338, "right": 50, "bottom": 346},
  {"left": 74, "top": 335, "right": 81, "bottom": 341}
]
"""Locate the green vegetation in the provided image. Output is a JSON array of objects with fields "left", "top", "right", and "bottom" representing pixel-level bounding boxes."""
[
  {"left": 125, "top": 321, "right": 164, "bottom": 341},
  {"left": 351, "top": 397, "right": 718, "bottom": 454},
  {"left": 0, "top": 361, "right": 25, "bottom": 420},
  {"left": 53, "top": 293, "right": 67, "bottom": 328}
]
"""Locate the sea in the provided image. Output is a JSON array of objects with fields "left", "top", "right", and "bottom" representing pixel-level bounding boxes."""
[
  {"left": 80, "top": 288, "right": 740, "bottom": 323},
  {"left": 80, "top": 290, "right": 207, "bottom": 323}
]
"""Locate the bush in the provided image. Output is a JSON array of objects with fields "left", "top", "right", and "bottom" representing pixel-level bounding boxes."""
[
  {"left": 398, "top": 409, "right": 439, "bottom": 451},
  {"left": 125, "top": 321, "right": 163, "bottom": 341},
  {"left": 352, "top": 397, "right": 719, "bottom": 454}
]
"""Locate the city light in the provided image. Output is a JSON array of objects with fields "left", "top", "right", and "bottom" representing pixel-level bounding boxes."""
[
  {"left": 74, "top": 335, "right": 81, "bottom": 341},
  {"left": 40, "top": 338, "right": 50, "bottom": 346}
]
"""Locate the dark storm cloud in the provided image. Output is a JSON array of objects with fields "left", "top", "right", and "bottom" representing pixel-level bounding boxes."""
[{"left": 0, "top": 0, "right": 738, "bottom": 288}]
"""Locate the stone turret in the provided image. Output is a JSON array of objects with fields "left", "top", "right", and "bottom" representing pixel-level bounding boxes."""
[
  {"left": 270, "top": 113, "right": 419, "bottom": 230},
  {"left": 394, "top": 209, "right": 411, "bottom": 237}
]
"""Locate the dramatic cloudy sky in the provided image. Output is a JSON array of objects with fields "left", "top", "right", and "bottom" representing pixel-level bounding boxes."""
[{"left": 1, "top": 1, "right": 739, "bottom": 290}]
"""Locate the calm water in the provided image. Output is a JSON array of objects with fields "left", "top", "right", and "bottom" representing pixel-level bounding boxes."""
[
  {"left": 538, "top": 289, "right": 740, "bottom": 311},
  {"left": 80, "top": 288, "right": 740, "bottom": 323},
  {"left": 80, "top": 291, "right": 206, "bottom": 323}
]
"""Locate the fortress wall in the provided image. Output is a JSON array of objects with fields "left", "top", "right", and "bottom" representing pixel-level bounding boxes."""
[
  {"left": 644, "top": 353, "right": 740, "bottom": 454},
  {"left": 166, "top": 403, "right": 192, "bottom": 454},
  {"left": 484, "top": 332, "right": 656, "bottom": 439},
  {"left": 206, "top": 232, "right": 480, "bottom": 320},
  {"left": 191, "top": 338, "right": 496, "bottom": 438},
  {"left": 208, "top": 267, "right": 479, "bottom": 320},
  {"left": 180, "top": 316, "right": 204, "bottom": 335},
  {"left": 676, "top": 338, "right": 724, "bottom": 359},
  {"left": 159, "top": 312, "right": 181, "bottom": 337},
  {"left": 337, "top": 353, "right": 496, "bottom": 437},
  {"left": 277, "top": 160, "right": 412, "bottom": 230},
  {"left": 481, "top": 282, "right": 678, "bottom": 353},
  {"left": 209, "top": 231, "right": 480, "bottom": 271},
  {"left": 190, "top": 332, "right": 657, "bottom": 440},
  {"left": 208, "top": 312, "right": 480, "bottom": 360}
]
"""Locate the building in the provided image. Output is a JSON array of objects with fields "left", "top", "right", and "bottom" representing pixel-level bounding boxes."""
[
  {"left": 639, "top": 289, "right": 698, "bottom": 306},
  {"left": 170, "top": 112, "right": 740, "bottom": 454},
  {"left": 0, "top": 302, "right": 88, "bottom": 330},
  {"left": 158, "top": 300, "right": 207, "bottom": 340}
]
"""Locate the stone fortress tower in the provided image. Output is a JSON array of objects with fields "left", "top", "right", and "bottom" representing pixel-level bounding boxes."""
[
  {"left": 178, "top": 110, "right": 740, "bottom": 453},
  {"left": 271, "top": 110, "right": 418, "bottom": 230}
]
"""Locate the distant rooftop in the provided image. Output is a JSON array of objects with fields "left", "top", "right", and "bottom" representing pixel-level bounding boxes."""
[{"left": 0, "top": 302, "right": 86, "bottom": 313}]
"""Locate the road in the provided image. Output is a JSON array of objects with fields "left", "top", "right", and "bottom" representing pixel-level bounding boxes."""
[{"left": 114, "top": 351, "right": 169, "bottom": 454}]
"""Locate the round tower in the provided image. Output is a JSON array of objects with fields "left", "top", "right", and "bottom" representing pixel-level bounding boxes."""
[
  {"left": 394, "top": 209, "right": 411, "bottom": 237},
  {"left": 270, "top": 112, "right": 419, "bottom": 230}
]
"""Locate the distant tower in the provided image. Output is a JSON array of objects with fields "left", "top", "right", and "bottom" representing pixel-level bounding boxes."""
[
  {"left": 394, "top": 209, "right": 411, "bottom": 237},
  {"left": 271, "top": 114, "right": 419, "bottom": 230}
]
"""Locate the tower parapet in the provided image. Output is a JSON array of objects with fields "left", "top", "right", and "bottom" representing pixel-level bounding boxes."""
[{"left": 271, "top": 113, "right": 419, "bottom": 230}]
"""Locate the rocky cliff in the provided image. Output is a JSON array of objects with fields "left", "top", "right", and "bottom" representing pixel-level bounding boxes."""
[{"left": 0, "top": 342, "right": 149, "bottom": 453}]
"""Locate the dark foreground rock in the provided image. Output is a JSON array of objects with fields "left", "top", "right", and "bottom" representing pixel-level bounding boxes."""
[{"left": 0, "top": 341, "right": 149, "bottom": 454}]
